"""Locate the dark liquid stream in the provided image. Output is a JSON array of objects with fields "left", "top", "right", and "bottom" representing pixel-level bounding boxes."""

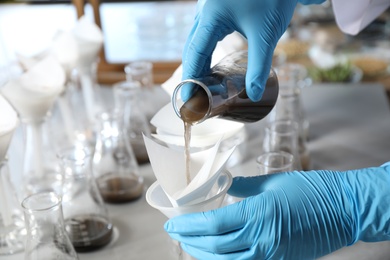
[
  {"left": 97, "top": 174, "right": 143, "bottom": 203},
  {"left": 179, "top": 90, "right": 210, "bottom": 185},
  {"left": 64, "top": 214, "right": 113, "bottom": 252}
]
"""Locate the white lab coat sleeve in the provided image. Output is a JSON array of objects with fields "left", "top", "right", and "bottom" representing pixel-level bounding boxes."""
[{"left": 332, "top": 0, "right": 390, "bottom": 35}]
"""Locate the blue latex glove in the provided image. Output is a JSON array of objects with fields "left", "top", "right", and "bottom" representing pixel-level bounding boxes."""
[
  {"left": 165, "top": 162, "right": 390, "bottom": 259},
  {"left": 181, "top": 0, "right": 325, "bottom": 102}
]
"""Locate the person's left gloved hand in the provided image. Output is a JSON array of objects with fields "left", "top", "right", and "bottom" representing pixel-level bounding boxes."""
[{"left": 165, "top": 163, "right": 390, "bottom": 259}]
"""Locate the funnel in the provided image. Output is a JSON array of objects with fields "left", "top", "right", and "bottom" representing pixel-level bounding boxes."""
[{"left": 146, "top": 170, "right": 232, "bottom": 219}]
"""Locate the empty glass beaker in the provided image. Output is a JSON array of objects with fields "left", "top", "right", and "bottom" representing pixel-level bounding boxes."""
[
  {"left": 271, "top": 62, "right": 311, "bottom": 141},
  {"left": 263, "top": 120, "right": 304, "bottom": 171},
  {"left": 113, "top": 80, "right": 151, "bottom": 164},
  {"left": 93, "top": 110, "right": 144, "bottom": 203},
  {"left": 22, "top": 191, "right": 78, "bottom": 260},
  {"left": 256, "top": 151, "right": 294, "bottom": 175},
  {"left": 0, "top": 159, "right": 25, "bottom": 255},
  {"left": 58, "top": 146, "right": 113, "bottom": 252},
  {"left": 172, "top": 50, "right": 279, "bottom": 124}
]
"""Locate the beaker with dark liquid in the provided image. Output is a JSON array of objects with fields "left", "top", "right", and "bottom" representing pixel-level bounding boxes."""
[
  {"left": 58, "top": 146, "right": 114, "bottom": 252},
  {"left": 172, "top": 50, "right": 279, "bottom": 125}
]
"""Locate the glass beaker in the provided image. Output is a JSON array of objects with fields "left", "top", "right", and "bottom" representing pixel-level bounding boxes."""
[
  {"left": 93, "top": 110, "right": 144, "bottom": 203},
  {"left": 113, "top": 80, "right": 151, "bottom": 164},
  {"left": 271, "top": 62, "right": 311, "bottom": 141},
  {"left": 22, "top": 191, "right": 78, "bottom": 260},
  {"left": 263, "top": 120, "right": 304, "bottom": 171},
  {"left": 0, "top": 159, "right": 25, "bottom": 255},
  {"left": 58, "top": 146, "right": 113, "bottom": 252},
  {"left": 172, "top": 50, "right": 279, "bottom": 124},
  {"left": 256, "top": 151, "right": 294, "bottom": 175}
]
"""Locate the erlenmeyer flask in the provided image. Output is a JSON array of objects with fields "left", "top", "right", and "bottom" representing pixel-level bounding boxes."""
[
  {"left": 256, "top": 151, "right": 294, "bottom": 175},
  {"left": 113, "top": 80, "right": 151, "bottom": 164},
  {"left": 58, "top": 146, "right": 113, "bottom": 252},
  {"left": 0, "top": 159, "right": 25, "bottom": 255},
  {"left": 93, "top": 110, "right": 144, "bottom": 203},
  {"left": 22, "top": 191, "right": 78, "bottom": 260}
]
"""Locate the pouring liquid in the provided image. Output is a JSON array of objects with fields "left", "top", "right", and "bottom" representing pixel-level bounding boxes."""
[{"left": 179, "top": 89, "right": 209, "bottom": 185}]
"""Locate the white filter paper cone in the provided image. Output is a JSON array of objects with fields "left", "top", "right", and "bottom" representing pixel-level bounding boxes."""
[
  {"left": 73, "top": 16, "right": 104, "bottom": 67},
  {"left": 0, "top": 55, "right": 65, "bottom": 120},
  {"left": 143, "top": 135, "right": 235, "bottom": 207}
]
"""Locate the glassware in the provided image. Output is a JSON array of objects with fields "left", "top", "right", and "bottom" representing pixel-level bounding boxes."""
[
  {"left": 263, "top": 120, "right": 303, "bottom": 171},
  {"left": 93, "top": 110, "right": 144, "bottom": 203},
  {"left": 256, "top": 151, "right": 294, "bottom": 175},
  {"left": 22, "top": 191, "right": 78, "bottom": 260},
  {"left": 272, "top": 63, "right": 311, "bottom": 140},
  {"left": 1, "top": 78, "right": 64, "bottom": 197},
  {"left": 0, "top": 159, "right": 25, "bottom": 255},
  {"left": 51, "top": 69, "right": 96, "bottom": 150},
  {"left": 58, "top": 146, "right": 114, "bottom": 252},
  {"left": 124, "top": 60, "right": 169, "bottom": 127},
  {"left": 20, "top": 116, "right": 63, "bottom": 197},
  {"left": 74, "top": 61, "right": 102, "bottom": 128},
  {"left": 113, "top": 80, "right": 151, "bottom": 164},
  {"left": 125, "top": 61, "right": 153, "bottom": 89},
  {"left": 172, "top": 50, "right": 279, "bottom": 124}
]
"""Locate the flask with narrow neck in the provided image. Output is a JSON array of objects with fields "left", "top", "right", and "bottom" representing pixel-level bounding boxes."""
[
  {"left": 113, "top": 80, "right": 151, "bottom": 164},
  {"left": 93, "top": 110, "right": 144, "bottom": 203},
  {"left": 58, "top": 146, "right": 113, "bottom": 252},
  {"left": 20, "top": 115, "right": 63, "bottom": 197}
]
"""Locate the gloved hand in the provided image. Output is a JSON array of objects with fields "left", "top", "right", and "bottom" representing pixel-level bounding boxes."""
[
  {"left": 165, "top": 162, "right": 390, "bottom": 259},
  {"left": 181, "top": 0, "right": 325, "bottom": 102}
]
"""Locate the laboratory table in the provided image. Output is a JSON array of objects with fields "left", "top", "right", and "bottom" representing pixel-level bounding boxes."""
[{"left": 3, "top": 83, "right": 390, "bottom": 260}]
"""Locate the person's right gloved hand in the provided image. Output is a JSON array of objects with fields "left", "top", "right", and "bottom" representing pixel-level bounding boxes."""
[
  {"left": 165, "top": 162, "right": 390, "bottom": 259},
  {"left": 181, "top": 0, "right": 326, "bottom": 102}
]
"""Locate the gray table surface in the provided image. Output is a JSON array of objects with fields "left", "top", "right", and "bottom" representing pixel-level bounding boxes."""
[{"left": 3, "top": 83, "right": 390, "bottom": 260}]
